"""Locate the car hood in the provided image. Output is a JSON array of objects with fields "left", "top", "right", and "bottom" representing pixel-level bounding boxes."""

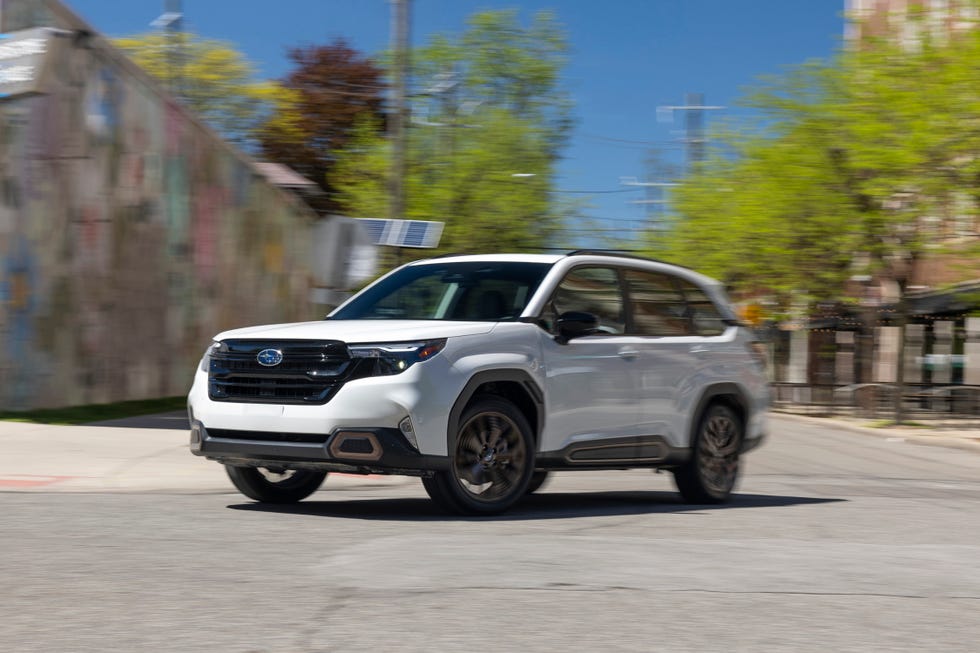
[{"left": 213, "top": 319, "right": 497, "bottom": 343}]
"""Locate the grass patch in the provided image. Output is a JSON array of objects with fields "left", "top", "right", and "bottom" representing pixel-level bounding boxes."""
[{"left": 0, "top": 396, "right": 187, "bottom": 425}]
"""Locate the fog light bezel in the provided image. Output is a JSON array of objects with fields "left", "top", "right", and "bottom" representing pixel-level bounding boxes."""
[
  {"left": 398, "top": 416, "right": 418, "bottom": 450},
  {"left": 328, "top": 430, "right": 383, "bottom": 461}
]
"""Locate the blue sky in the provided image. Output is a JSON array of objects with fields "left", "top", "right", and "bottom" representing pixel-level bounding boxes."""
[{"left": 66, "top": 0, "right": 846, "bottom": 243}]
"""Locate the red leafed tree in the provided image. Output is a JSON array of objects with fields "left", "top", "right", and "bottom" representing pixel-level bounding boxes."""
[{"left": 258, "top": 39, "right": 387, "bottom": 214}]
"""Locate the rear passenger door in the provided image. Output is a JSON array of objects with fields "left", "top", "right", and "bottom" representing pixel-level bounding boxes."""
[{"left": 622, "top": 268, "right": 700, "bottom": 444}]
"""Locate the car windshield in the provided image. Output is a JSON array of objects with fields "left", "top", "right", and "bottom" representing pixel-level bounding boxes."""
[{"left": 330, "top": 261, "right": 552, "bottom": 321}]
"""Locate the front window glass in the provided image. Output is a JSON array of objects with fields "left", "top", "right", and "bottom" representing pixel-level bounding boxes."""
[
  {"left": 330, "top": 261, "right": 551, "bottom": 321},
  {"left": 543, "top": 267, "right": 625, "bottom": 334}
]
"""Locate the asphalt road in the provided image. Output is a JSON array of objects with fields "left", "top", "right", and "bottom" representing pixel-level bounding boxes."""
[{"left": 3, "top": 415, "right": 979, "bottom": 652}]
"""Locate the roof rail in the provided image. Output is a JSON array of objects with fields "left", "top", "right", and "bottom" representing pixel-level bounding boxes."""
[{"left": 565, "top": 249, "right": 694, "bottom": 270}]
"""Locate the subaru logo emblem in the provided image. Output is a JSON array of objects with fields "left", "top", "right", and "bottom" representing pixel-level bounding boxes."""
[{"left": 256, "top": 348, "right": 284, "bottom": 367}]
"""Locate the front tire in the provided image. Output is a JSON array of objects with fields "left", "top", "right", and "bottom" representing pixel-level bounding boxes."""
[
  {"left": 672, "top": 403, "right": 742, "bottom": 504},
  {"left": 225, "top": 465, "right": 327, "bottom": 503},
  {"left": 525, "top": 470, "right": 550, "bottom": 495},
  {"left": 423, "top": 397, "right": 535, "bottom": 515}
]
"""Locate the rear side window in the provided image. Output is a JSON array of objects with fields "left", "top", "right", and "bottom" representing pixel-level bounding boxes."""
[
  {"left": 679, "top": 280, "right": 727, "bottom": 336},
  {"left": 623, "top": 269, "right": 690, "bottom": 336}
]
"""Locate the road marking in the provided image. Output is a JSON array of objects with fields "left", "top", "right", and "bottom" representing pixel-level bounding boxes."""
[{"left": 0, "top": 475, "right": 76, "bottom": 487}]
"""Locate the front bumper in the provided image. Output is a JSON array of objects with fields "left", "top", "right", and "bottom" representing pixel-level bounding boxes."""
[{"left": 190, "top": 420, "right": 449, "bottom": 476}]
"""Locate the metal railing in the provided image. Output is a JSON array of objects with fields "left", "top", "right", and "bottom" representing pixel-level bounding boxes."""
[{"left": 770, "top": 382, "right": 980, "bottom": 422}]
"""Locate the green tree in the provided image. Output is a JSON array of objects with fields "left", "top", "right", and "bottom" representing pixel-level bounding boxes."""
[
  {"left": 664, "top": 7, "right": 980, "bottom": 421},
  {"left": 114, "top": 31, "right": 281, "bottom": 148},
  {"left": 332, "top": 9, "right": 573, "bottom": 254},
  {"left": 665, "top": 20, "right": 980, "bottom": 309},
  {"left": 256, "top": 39, "right": 388, "bottom": 214}
]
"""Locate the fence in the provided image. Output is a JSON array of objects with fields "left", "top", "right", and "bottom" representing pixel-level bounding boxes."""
[{"left": 771, "top": 382, "right": 980, "bottom": 423}]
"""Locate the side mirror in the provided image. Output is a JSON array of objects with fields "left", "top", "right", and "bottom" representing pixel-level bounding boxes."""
[{"left": 556, "top": 311, "right": 599, "bottom": 344}]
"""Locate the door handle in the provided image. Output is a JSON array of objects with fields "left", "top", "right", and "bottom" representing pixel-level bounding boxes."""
[{"left": 618, "top": 348, "right": 639, "bottom": 360}]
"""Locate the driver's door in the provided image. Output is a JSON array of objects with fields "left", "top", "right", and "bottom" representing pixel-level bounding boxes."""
[{"left": 536, "top": 266, "right": 643, "bottom": 452}]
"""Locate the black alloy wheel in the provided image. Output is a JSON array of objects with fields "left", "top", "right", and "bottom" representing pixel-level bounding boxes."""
[
  {"left": 422, "top": 396, "right": 535, "bottom": 515},
  {"left": 672, "top": 403, "right": 742, "bottom": 504}
]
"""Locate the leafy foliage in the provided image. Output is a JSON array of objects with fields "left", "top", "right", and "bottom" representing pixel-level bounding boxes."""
[
  {"left": 114, "top": 31, "right": 279, "bottom": 149},
  {"left": 663, "top": 16, "right": 980, "bottom": 312},
  {"left": 257, "top": 39, "right": 388, "bottom": 214},
  {"left": 333, "top": 10, "right": 573, "bottom": 254}
]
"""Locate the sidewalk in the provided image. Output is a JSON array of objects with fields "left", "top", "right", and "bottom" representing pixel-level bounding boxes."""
[
  {"left": 0, "top": 420, "right": 414, "bottom": 493},
  {"left": 774, "top": 410, "right": 980, "bottom": 454},
  {"left": 1, "top": 412, "right": 977, "bottom": 494}
]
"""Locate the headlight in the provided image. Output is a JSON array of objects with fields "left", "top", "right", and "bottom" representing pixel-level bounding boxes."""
[
  {"left": 199, "top": 341, "right": 222, "bottom": 373},
  {"left": 348, "top": 339, "right": 446, "bottom": 376}
]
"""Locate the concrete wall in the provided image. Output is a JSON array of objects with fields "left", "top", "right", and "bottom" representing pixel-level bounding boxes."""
[{"left": 0, "top": 1, "right": 320, "bottom": 409}]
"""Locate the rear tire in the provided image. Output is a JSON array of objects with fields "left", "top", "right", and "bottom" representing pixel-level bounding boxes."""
[
  {"left": 673, "top": 403, "right": 742, "bottom": 504},
  {"left": 225, "top": 465, "right": 327, "bottom": 503},
  {"left": 423, "top": 396, "right": 535, "bottom": 515}
]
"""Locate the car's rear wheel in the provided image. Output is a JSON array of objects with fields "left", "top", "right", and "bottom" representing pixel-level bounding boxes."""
[
  {"left": 672, "top": 403, "right": 742, "bottom": 504},
  {"left": 422, "top": 397, "right": 535, "bottom": 515},
  {"left": 225, "top": 465, "right": 327, "bottom": 503}
]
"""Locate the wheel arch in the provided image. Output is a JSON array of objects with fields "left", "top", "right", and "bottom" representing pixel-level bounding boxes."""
[
  {"left": 689, "top": 382, "right": 749, "bottom": 445},
  {"left": 448, "top": 370, "right": 544, "bottom": 449}
]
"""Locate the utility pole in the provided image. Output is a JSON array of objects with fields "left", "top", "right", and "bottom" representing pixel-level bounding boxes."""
[
  {"left": 657, "top": 93, "right": 724, "bottom": 170},
  {"left": 152, "top": 0, "right": 183, "bottom": 100},
  {"left": 389, "top": 0, "right": 411, "bottom": 264},
  {"left": 620, "top": 176, "right": 677, "bottom": 233}
]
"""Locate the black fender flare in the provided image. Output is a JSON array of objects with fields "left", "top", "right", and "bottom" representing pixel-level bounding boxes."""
[
  {"left": 447, "top": 370, "right": 545, "bottom": 449},
  {"left": 689, "top": 382, "right": 751, "bottom": 445}
]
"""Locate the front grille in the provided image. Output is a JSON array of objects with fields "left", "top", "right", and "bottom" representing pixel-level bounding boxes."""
[{"left": 209, "top": 339, "right": 352, "bottom": 405}]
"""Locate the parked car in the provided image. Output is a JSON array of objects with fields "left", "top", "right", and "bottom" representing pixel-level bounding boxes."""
[{"left": 188, "top": 251, "right": 769, "bottom": 515}]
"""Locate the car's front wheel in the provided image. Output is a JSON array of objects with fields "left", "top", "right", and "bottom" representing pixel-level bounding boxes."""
[
  {"left": 225, "top": 465, "right": 327, "bottom": 503},
  {"left": 672, "top": 403, "right": 742, "bottom": 504},
  {"left": 525, "top": 470, "right": 550, "bottom": 495},
  {"left": 422, "top": 396, "right": 535, "bottom": 515}
]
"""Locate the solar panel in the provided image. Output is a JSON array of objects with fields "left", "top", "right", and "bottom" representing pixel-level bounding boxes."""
[
  {"left": 359, "top": 219, "right": 389, "bottom": 244},
  {"left": 355, "top": 218, "right": 444, "bottom": 249}
]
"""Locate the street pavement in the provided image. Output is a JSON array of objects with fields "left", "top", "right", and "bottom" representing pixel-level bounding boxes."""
[
  {"left": 4, "top": 411, "right": 979, "bottom": 652},
  {"left": 0, "top": 410, "right": 976, "bottom": 493}
]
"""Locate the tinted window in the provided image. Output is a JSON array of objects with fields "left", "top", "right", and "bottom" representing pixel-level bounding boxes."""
[
  {"left": 545, "top": 267, "right": 625, "bottom": 334},
  {"left": 624, "top": 269, "right": 690, "bottom": 336},
  {"left": 330, "top": 262, "right": 551, "bottom": 321},
  {"left": 679, "top": 280, "right": 727, "bottom": 336}
]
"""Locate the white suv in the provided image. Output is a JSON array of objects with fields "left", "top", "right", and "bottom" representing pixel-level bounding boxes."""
[{"left": 188, "top": 251, "right": 769, "bottom": 515}]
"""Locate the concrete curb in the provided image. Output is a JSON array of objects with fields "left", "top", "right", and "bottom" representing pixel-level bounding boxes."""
[{"left": 772, "top": 411, "right": 980, "bottom": 454}]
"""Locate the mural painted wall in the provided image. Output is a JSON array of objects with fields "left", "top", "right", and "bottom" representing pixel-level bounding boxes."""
[{"left": 0, "top": 2, "right": 319, "bottom": 409}]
